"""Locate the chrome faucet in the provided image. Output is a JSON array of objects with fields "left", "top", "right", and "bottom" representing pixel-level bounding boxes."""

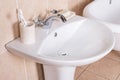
[{"left": 34, "top": 10, "right": 67, "bottom": 29}]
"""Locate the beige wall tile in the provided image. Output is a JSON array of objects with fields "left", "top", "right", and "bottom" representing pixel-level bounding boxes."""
[
  {"left": 24, "top": 59, "right": 39, "bottom": 80},
  {"left": 0, "top": 52, "right": 26, "bottom": 80},
  {"left": 77, "top": 70, "right": 107, "bottom": 80},
  {"left": 47, "top": 0, "right": 68, "bottom": 11},
  {"left": 21, "top": 0, "right": 48, "bottom": 20},
  {"left": 68, "top": 0, "right": 79, "bottom": 13},
  {"left": 86, "top": 57, "right": 120, "bottom": 80},
  {"left": 0, "top": 0, "right": 18, "bottom": 54}
]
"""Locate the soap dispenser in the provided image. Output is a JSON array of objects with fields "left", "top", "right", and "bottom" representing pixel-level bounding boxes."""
[{"left": 18, "top": 9, "right": 36, "bottom": 44}]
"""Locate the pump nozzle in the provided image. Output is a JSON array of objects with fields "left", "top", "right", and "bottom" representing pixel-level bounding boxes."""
[{"left": 18, "top": 9, "right": 27, "bottom": 26}]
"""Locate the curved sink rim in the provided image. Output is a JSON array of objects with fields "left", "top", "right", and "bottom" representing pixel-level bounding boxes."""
[
  {"left": 35, "top": 41, "right": 115, "bottom": 66},
  {"left": 36, "top": 19, "right": 115, "bottom": 66}
]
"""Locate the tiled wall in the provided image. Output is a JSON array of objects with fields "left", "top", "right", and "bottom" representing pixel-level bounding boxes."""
[{"left": 0, "top": 0, "right": 92, "bottom": 80}]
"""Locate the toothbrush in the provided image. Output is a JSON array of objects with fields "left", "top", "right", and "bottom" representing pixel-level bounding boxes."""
[{"left": 18, "top": 9, "right": 27, "bottom": 26}]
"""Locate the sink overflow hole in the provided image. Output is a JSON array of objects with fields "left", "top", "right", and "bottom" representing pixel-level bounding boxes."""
[{"left": 57, "top": 51, "right": 68, "bottom": 56}]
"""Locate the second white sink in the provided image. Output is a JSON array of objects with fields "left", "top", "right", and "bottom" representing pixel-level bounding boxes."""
[{"left": 83, "top": 0, "right": 120, "bottom": 51}]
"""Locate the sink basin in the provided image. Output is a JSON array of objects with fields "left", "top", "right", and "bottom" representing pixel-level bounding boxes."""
[
  {"left": 83, "top": 0, "right": 120, "bottom": 51},
  {"left": 6, "top": 16, "right": 115, "bottom": 80},
  {"left": 38, "top": 19, "right": 114, "bottom": 66}
]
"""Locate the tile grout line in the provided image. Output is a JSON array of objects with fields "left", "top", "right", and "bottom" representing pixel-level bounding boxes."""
[
  {"left": 0, "top": 52, "right": 4, "bottom": 56},
  {"left": 24, "top": 58, "right": 28, "bottom": 80},
  {"left": 76, "top": 65, "right": 91, "bottom": 80},
  {"left": 76, "top": 69, "right": 86, "bottom": 80},
  {"left": 0, "top": 50, "right": 8, "bottom": 56},
  {"left": 78, "top": 63, "right": 109, "bottom": 80},
  {"left": 115, "top": 73, "right": 120, "bottom": 80},
  {"left": 85, "top": 57, "right": 120, "bottom": 80},
  {"left": 105, "top": 56, "right": 120, "bottom": 63},
  {"left": 86, "top": 69, "right": 111, "bottom": 80},
  {"left": 46, "top": 0, "right": 48, "bottom": 10}
]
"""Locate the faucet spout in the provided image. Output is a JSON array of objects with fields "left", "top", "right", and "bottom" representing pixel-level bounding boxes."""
[
  {"left": 43, "top": 16, "right": 59, "bottom": 28},
  {"left": 34, "top": 10, "right": 67, "bottom": 29},
  {"left": 43, "top": 15, "right": 66, "bottom": 29}
]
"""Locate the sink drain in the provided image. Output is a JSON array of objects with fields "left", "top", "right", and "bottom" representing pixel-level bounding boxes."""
[{"left": 57, "top": 50, "right": 69, "bottom": 56}]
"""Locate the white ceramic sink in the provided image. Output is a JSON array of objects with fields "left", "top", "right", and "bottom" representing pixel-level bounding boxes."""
[
  {"left": 83, "top": 0, "right": 120, "bottom": 24},
  {"left": 6, "top": 16, "right": 115, "bottom": 80},
  {"left": 83, "top": 0, "right": 120, "bottom": 51},
  {"left": 38, "top": 19, "right": 114, "bottom": 66}
]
